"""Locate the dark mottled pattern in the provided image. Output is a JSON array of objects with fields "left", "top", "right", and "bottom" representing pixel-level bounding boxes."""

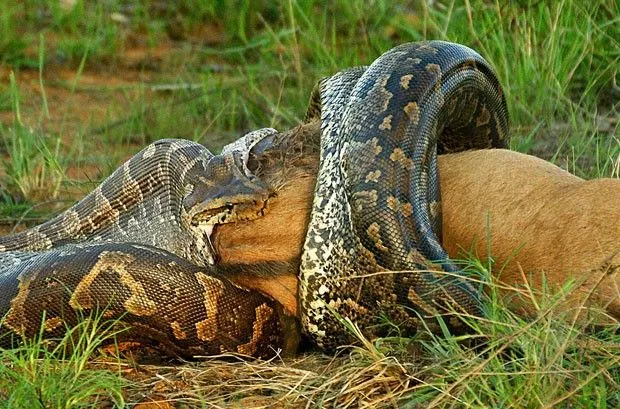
[
  {"left": 0, "top": 242, "right": 284, "bottom": 359},
  {"left": 0, "top": 130, "right": 285, "bottom": 358},
  {"left": 301, "top": 41, "right": 509, "bottom": 350}
]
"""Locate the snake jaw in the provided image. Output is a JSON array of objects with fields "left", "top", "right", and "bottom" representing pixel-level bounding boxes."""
[
  {"left": 188, "top": 195, "right": 271, "bottom": 224},
  {"left": 185, "top": 194, "right": 272, "bottom": 265}
]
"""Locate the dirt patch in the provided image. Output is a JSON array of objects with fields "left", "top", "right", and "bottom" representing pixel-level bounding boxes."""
[{"left": 0, "top": 29, "right": 209, "bottom": 224}]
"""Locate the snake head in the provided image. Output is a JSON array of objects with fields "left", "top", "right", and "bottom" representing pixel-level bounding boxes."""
[
  {"left": 184, "top": 150, "right": 272, "bottom": 223},
  {"left": 182, "top": 149, "right": 273, "bottom": 263}
]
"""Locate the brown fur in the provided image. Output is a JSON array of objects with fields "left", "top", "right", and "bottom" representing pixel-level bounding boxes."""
[
  {"left": 214, "top": 175, "right": 314, "bottom": 317},
  {"left": 214, "top": 132, "right": 619, "bottom": 323},
  {"left": 440, "top": 149, "right": 620, "bottom": 322},
  {"left": 214, "top": 122, "right": 319, "bottom": 317},
  {"left": 214, "top": 176, "right": 309, "bottom": 317},
  {"left": 215, "top": 173, "right": 315, "bottom": 266}
]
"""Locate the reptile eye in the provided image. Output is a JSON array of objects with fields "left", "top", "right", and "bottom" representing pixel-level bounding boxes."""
[{"left": 225, "top": 202, "right": 234, "bottom": 211}]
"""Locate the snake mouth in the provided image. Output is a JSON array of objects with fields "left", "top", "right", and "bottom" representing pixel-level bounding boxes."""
[
  {"left": 187, "top": 197, "right": 271, "bottom": 265},
  {"left": 190, "top": 203, "right": 236, "bottom": 224},
  {"left": 190, "top": 197, "right": 271, "bottom": 225}
]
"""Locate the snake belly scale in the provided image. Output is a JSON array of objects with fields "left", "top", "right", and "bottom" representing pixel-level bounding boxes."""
[{"left": 301, "top": 41, "right": 509, "bottom": 350}]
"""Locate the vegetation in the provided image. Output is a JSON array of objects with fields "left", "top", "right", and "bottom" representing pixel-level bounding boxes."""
[
  {"left": 0, "top": 314, "right": 126, "bottom": 408},
  {"left": 0, "top": 0, "right": 617, "bottom": 407}
]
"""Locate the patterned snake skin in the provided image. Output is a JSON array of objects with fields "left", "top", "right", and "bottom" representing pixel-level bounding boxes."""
[
  {"left": 0, "top": 129, "right": 277, "bottom": 263},
  {"left": 0, "top": 40, "right": 509, "bottom": 357},
  {"left": 300, "top": 41, "right": 509, "bottom": 350},
  {"left": 0, "top": 243, "right": 287, "bottom": 358},
  {"left": 0, "top": 130, "right": 291, "bottom": 359}
]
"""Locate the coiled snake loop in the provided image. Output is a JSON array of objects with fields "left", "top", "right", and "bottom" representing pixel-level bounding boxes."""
[{"left": 300, "top": 41, "right": 509, "bottom": 350}]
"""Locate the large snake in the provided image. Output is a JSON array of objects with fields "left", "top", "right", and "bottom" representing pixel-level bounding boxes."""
[
  {"left": 0, "top": 130, "right": 299, "bottom": 358},
  {"left": 0, "top": 242, "right": 288, "bottom": 359},
  {"left": 0, "top": 40, "right": 508, "bottom": 357},
  {"left": 300, "top": 41, "right": 508, "bottom": 350}
]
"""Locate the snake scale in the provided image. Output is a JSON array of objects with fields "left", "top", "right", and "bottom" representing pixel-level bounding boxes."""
[
  {"left": 0, "top": 41, "right": 508, "bottom": 357},
  {"left": 0, "top": 132, "right": 293, "bottom": 358},
  {"left": 300, "top": 41, "right": 508, "bottom": 350}
]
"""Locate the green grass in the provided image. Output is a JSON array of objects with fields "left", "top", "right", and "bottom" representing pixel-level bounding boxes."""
[
  {"left": 0, "top": 313, "right": 126, "bottom": 408},
  {"left": 0, "top": 0, "right": 618, "bottom": 407},
  {"left": 320, "top": 255, "right": 620, "bottom": 407},
  {"left": 1, "top": 1, "right": 616, "bottom": 159},
  {"left": 412, "top": 273, "right": 620, "bottom": 408},
  {"left": 0, "top": 270, "right": 616, "bottom": 408},
  {"left": 1, "top": 72, "right": 65, "bottom": 205}
]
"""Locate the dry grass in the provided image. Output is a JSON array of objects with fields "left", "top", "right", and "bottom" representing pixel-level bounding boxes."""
[
  {"left": 85, "top": 296, "right": 618, "bottom": 408},
  {"left": 115, "top": 353, "right": 418, "bottom": 408}
]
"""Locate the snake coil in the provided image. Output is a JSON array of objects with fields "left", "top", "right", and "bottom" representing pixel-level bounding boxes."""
[{"left": 300, "top": 41, "right": 509, "bottom": 350}]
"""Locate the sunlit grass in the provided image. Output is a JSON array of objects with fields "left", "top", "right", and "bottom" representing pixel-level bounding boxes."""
[
  {"left": 0, "top": 72, "right": 65, "bottom": 204},
  {"left": 0, "top": 313, "right": 126, "bottom": 408}
]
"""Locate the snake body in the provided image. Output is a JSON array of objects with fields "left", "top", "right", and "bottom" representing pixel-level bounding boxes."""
[
  {"left": 0, "top": 131, "right": 289, "bottom": 358},
  {"left": 0, "top": 242, "right": 286, "bottom": 359},
  {"left": 0, "top": 40, "right": 509, "bottom": 356},
  {"left": 300, "top": 41, "right": 509, "bottom": 350},
  {"left": 0, "top": 131, "right": 276, "bottom": 264}
]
